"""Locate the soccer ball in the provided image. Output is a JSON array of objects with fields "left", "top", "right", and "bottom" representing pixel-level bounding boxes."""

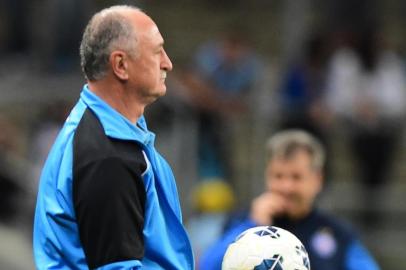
[{"left": 222, "top": 226, "right": 310, "bottom": 270}]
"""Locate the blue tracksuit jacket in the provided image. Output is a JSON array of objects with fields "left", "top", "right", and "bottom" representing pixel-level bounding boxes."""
[{"left": 33, "top": 85, "right": 194, "bottom": 269}]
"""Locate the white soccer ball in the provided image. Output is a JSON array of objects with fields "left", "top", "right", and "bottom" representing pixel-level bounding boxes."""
[{"left": 222, "top": 226, "right": 310, "bottom": 270}]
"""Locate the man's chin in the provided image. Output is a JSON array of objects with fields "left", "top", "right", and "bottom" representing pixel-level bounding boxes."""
[
  {"left": 156, "top": 86, "right": 167, "bottom": 96},
  {"left": 145, "top": 89, "right": 166, "bottom": 104},
  {"left": 150, "top": 86, "right": 166, "bottom": 96},
  {"left": 277, "top": 205, "right": 302, "bottom": 220}
]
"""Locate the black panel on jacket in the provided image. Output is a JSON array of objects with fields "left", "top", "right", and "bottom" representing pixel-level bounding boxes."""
[{"left": 73, "top": 109, "right": 147, "bottom": 269}]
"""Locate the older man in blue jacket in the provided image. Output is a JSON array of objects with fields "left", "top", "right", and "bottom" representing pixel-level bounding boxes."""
[{"left": 33, "top": 5, "right": 194, "bottom": 269}]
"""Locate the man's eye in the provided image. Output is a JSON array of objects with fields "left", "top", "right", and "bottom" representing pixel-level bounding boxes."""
[
  {"left": 273, "top": 173, "right": 283, "bottom": 179},
  {"left": 292, "top": 173, "right": 302, "bottom": 181}
]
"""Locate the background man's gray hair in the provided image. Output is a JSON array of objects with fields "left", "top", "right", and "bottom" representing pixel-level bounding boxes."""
[
  {"left": 79, "top": 5, "right": 141, "bottom": 81},
  {"left": 266, "top": 129, "right": 326, "bottom": 170}
]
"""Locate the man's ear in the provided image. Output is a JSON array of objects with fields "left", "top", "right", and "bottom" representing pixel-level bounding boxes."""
[{"left": 110, "top": 51, "right": 129, "bottom": 80}]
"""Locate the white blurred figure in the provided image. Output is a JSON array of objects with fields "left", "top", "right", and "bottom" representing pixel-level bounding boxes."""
[{"left": 325, "top": 28, "right": 406, "bottom": 224}]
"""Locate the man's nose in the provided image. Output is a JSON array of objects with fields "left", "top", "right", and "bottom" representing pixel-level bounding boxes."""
[
  {"left": 161, "top": 49, "right": 173, "bottom": 71},
  {"left": 280, "top": 178, "right": 296, "bottom": 193}
]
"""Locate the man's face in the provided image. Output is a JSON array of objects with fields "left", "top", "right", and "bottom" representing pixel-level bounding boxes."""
[
  {"left": 126, "top": 14, "right": 173, "bottom": 102},
  {"left": 265, "top": 150, "right": 322, "bottom": 219}
]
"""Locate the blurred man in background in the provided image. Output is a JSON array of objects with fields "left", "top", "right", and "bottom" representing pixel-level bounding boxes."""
[
  {"left": 199, "top": 130, "right": 380, "bottom": 270},
  {"left": 180, "top": 28, "right": 263, "bottom": 180}
]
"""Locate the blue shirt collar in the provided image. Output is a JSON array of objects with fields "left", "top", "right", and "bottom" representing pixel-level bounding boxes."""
[{"left": 80, "top": 84, "right": 155, "bottom": 145}]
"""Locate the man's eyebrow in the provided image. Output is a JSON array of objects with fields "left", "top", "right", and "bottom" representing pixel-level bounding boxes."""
[{"left": 156, "top": 42, "right": 164, "bottom": 51}]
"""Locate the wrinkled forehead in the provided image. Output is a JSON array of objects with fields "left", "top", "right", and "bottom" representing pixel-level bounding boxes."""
[
  {"left": 148, "top": 25, "right": 163, "bottom": 40},
  {"left": 130, "top": 12, "right": 163, "bottom": 42},
  {"left": 267, "top": 153, "right": 312, "bottom": 169}
]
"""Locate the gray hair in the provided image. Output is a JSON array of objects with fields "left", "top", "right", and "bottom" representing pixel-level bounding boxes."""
[
  {"left": 79, "top": 5, "right": 141, "bottom": 81},
  {"left": 266, "top": 130, "right": 325, "bottom": 170}
]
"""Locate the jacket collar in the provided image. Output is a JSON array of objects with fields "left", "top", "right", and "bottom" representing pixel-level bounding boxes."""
[{"left": 80, "top": 84, "right": 155, "bottom": 146}]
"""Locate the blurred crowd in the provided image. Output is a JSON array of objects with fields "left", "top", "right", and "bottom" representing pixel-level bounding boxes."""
[{"left": 1, "top": 0, "right": 406, "bottom": 269}]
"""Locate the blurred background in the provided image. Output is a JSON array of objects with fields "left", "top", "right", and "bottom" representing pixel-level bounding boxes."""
[{"left": 0, "top": 0, "right": 406, "bottom": 269}]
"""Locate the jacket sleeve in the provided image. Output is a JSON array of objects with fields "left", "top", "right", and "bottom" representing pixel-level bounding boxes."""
[
  {"left": 345, "top": 240, "right": 380, "bottom": 270},
  {"left": 73, "top": 157, "right": 146, "bottom": 269},
  {"left": 198, "top": 218, "right": 257, "bottom": 270}
]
